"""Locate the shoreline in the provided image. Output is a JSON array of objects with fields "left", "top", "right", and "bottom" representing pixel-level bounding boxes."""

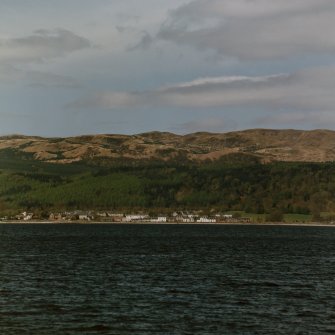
[{"left": 1, "top": 221, "right": 335, "bottom": 227}]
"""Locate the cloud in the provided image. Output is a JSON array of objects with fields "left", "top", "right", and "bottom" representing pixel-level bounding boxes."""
[
  {"left": 157, "top": 0, "right": 335, "bottom": 60},
  {"left": 0, "top": 29, "right": 90, "bottom": 88},
  {"left": 0, "top": 29, "right": 92, "bottom": 64},
  {"left": 70, "top": 66, "right": 335, "bottom": 113},
  {"left": 70, "top": 73, "right": 289, "bottom": 109}
]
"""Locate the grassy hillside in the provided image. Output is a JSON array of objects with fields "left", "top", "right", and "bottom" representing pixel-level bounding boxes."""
[{"left": 1, "top": 129, "right": 335, "bottom": 165}]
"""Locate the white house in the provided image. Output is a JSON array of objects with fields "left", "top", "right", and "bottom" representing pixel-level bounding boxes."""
[
  {"left": 16, "top": 212, "right": 34, "bottom": 221},
  {"left": 23, "top": 212, "right": 34, "bottom": 221},
  {"left": 150, "top": 216, "right": 167, "bottom": 222},
  {"left": 124, "top": 215, "right": 149, "bottom": 222},
  {"left": 196, "top": 217, "right": 216, "bottom": 223},
  {"left": 182, "top": 217, "right": 195, "bottom": 223},
  {"left": 79, "top": 214, "right": 91, "bottom": 221}
]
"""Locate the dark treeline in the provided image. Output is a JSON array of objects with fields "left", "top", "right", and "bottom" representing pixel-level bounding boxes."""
[{"left": 0, "top": 156, "right": 335, "bottom": 217}]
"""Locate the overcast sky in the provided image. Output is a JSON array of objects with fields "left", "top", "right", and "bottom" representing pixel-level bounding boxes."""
[{"left": 1, "top": 0, "right": 335, "bottom": 136}]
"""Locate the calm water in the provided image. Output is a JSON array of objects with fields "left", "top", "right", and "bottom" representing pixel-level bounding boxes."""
[{"left": 1, "top": 224, "right": 335, "bottom": 334}]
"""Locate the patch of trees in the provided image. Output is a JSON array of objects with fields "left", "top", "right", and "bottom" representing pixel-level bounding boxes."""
[
  {"left": 15, "top": 172, "right": 68, "bottom": 184},
  {"left": 1, "top": 161, "right": 335, "bottom": 215}
]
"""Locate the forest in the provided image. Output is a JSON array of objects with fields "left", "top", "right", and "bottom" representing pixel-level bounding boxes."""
[{"left": 0, "top": 150, "right": 334, "bottom": 220}]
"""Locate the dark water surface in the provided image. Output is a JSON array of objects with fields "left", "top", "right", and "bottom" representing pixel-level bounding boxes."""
[{"left": 1, "top": 224, "right": 335, "bottom": 334}]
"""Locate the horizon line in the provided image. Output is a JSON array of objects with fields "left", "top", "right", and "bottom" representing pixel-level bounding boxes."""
[{"left": 0, "top": 127, "right": 333, "bottom": 139}]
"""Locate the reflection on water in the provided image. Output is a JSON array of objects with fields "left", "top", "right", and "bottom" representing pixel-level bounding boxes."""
[{"left": 1, "top": 224, "right": 335, "bottom": 334}]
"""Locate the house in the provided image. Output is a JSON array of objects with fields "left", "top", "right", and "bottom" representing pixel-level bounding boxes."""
[
  {"left": 174, "top": 215, "right": 195, "bottom": 223},
  {"left": 16, "top": 212, "right": 34, "bottom": 221},
  {"left": 76, "top": 211, "right": 94, "bottom": 221},
  {"left": 107, "top": 212, "right": 124, "bottom": 218},
  {"left": 79, "top": 214, "right": 91, "bottom": 221},
  {"left": 196, "top": 217, "right": 216, "bottom": 223},
  {"left": 100, "top": 214, "right": 124, "bottom": 222},
  {"left": 123, "top": 215, "right": 149, "bottom": 222},
  {"left": 150, "top": 216, "right": 167, "bottom": 223},
  {"left": 182, "top": 217, "right": 195, "bottom": 223}
]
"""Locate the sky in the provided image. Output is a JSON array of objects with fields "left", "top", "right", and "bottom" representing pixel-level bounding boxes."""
[{"left": 1, "top": 0, "right": 335, "bottom": 136}]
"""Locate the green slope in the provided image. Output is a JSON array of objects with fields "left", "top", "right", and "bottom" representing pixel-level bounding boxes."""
[{"left": 1, "top": 149, "right": 335, "bottom": 220}]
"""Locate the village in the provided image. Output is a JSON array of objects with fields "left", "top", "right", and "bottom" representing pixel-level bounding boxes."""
[{"left": 1, "top": 211, "right": 252, "bottom": 224}]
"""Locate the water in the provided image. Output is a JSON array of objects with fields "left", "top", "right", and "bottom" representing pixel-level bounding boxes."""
[{"left": 1, "top": 224, "right": 335, "bottom": 334}]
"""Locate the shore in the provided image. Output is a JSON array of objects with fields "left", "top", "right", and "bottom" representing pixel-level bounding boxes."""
[{"left": 1, "top": 221, "right": 335, "bottom": 227}]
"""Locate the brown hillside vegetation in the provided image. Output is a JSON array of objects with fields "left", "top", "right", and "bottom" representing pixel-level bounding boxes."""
[{"left": 0, "top": 129, "right": 335, "bottom": 164}]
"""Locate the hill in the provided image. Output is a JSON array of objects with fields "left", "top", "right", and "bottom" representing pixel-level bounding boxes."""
[
  {"left": 0, "top": 129, "right": 335, "bottom": 218},
  {"left": 1, "top": 129, "right": 335, "bottom": 165}
]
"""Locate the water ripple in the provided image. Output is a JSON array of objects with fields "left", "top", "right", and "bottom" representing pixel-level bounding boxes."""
[{"left": 1, "top": 224, "right": 335, "bottom": 334}]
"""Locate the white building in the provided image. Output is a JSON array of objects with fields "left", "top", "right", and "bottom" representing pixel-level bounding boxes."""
[
  {"left": 23, "top": 212, "right": 34, "bottom": 221},
  {"left": 16, "top": 212, "right": 34, "bottom": 221},
  {"left": 182, "top": 217, "right": 195, "bottom": 223},
  {"left": 124, "top": 215, "right": 149, "bottom": 222},
  {"left": 150, "top": 216, "right": 167, "bottom": 222},
  {"left": 79, "top": 214, "right": 91, "bottom": 221},
  {"left": 196, "top": 217, "right": 216, "bottom": 223}
]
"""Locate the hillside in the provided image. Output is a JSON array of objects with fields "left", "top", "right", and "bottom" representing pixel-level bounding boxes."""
[
  {"left": 1, "top": 129, "right": 335, "bottom": 165},
  {"left": 1, "top": 129, "right": 335, "bottom": 218}
]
